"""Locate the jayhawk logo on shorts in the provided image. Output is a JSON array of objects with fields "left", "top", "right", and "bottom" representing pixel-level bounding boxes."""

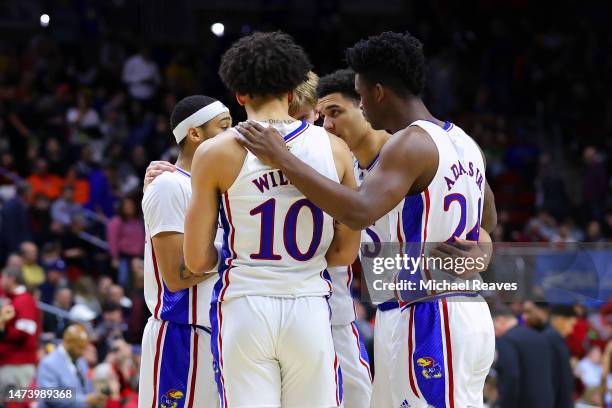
[
  {"left": 416, "top": 357, "right": 442, "bottom": 379},
  {"left": 160, "top": 389, "right": 184, "bottom": 408}
]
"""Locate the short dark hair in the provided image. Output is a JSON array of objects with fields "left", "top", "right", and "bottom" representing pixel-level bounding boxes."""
[
  {"left": 219, "top": 31, "right": 312, "bottom": 96},
  {"left": 170, "top": 95, "right": 219, "bottom": 131},
  {"left": 317, "top": 69, "right": 360, "bottom": 102},
  {"left": 346, "top": 31, "right": 425, "bottom": 97},
  {"left": 550, "top": 304, "right": 577, "bottom": 318},
  {"left": 102, "top": 302, "right": 122, "bottom": 314}
]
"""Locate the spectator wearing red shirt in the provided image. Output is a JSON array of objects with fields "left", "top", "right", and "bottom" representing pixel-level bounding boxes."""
[
  {"left": 106, "top": 198, "right": 144, "bottom": 291},
  {"left": 0, "top": 267, "right": 41, "bottom": 398}
]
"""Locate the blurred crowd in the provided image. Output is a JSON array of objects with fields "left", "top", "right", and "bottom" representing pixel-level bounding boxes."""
[{"left": 0, "top": 0, "right": 610, "bottom": 407}]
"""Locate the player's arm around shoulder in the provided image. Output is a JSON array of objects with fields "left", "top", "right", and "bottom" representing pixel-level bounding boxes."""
[
  {"left": 184, "top": 131, "right": 245, "bottom": 274},
  {"left": 325, "top": 133, "right": 360, "bottom": 267},
  {"left": 142, "top": 175, "right": 214, "bottom": 292}
]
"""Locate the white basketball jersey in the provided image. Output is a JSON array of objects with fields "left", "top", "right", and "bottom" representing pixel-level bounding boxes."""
[
  {"left": 213, "top": 121, "right": 339, "bottom": 303},
  {"left": 391, "top": 120, "right": 485, "bottom": 303},
  {"left": 329, "top": 154, "right": 398, "bottom": 325},
  {"left": 142, "top": 168, "right": 218, "bottom": 328}
]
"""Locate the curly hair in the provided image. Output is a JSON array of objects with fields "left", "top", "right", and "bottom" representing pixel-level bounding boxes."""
[
  {"left": 316, "top": 68, "right": 360, "bottom": 102},
  {"left": 345, "top": 31, "right": 425, "bottom": 97},
  {"left": 219, "top": 31, "right": 312, "bottom": 96}
]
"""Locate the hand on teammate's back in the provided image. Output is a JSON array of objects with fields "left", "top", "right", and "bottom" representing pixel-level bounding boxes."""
[
  {"left": 143, "top": 161, "right": 176, "bottom": 192},
  {"left": 235, "top": 121, "right": 287, "bottom": 168},
  {"left": 429, "top": 237, "right": 492, "bottom": 279}
]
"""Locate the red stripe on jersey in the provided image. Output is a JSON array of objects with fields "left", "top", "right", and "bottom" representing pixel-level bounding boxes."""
[
  {"left": 191, "top": 286, "right": 197, "bottom": 325},
  {"left": 151, "top": 321, "right": 167, "bottom": 408},
  {"left": 151, "top": 246, "right": 162, "bottom": 319},
  {"left": 442, "top": 298, "right": 455, "bottom": 408},
  {"left": 187, "top": 328, "right": 199, "bottom": 408},
  {"left": 351, "top": 322, "right": 372, "bottom": 381}
]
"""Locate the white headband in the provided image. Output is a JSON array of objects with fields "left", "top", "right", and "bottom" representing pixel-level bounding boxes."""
[{"left": 172, "top": 101, "right": 229, "bottom": 143}]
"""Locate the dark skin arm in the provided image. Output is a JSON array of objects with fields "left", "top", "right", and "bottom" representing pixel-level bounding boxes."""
[{"left": 235, "top": 121, "right": 438, "bottom": 230}]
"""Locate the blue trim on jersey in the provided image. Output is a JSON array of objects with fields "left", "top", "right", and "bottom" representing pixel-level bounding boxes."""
[
  {"left": 283, "top": 120, "right": 307, "bottom": 142},
  {"left": 157, "top": 322, "right": 192, "bottom": 408},
  {"left": 413, "top": 301, "right": 447, "bottom": 408},
  {"left": 366, "top": 154, "right": 380, "bottom": 171},
  {"left": 398, "top": 195, "right": 428, "bottom": 301},
  {"left": 352, "top": 321, "right": 371, "bottom": 366},
  {"left": 176, "top": 167, "right": 191, "bottom": 178},
  {"left": 424, "top": 119, "right": 452, "bottom": 132},
  {"left": 195, "top": 324, "right": 212, "bottom": 334},
  {"left": 160, "top": 281, "right": 190, "bottom": 324},
  {"left": 378, "top": 299, "right": 400, "bottom": 312},
  {"left": 209, "top": 301, "right": 226, "bottom": 407}
]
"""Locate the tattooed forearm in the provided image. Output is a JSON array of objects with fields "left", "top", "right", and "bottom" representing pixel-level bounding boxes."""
[{"left": 179, "top": 259, "right": 190, "bottom": 280}]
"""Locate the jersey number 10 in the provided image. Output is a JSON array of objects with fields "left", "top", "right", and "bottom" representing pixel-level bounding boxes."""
[{"left": 249, "top": 198, "right": 324, "bottom": 261}]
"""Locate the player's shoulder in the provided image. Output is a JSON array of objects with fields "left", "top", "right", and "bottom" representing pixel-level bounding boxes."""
[
  {"left": 194, "top": 129, "right": 246, "bottom": 165},
  {"left": 387, "top": 124, "right": 437, "bottom": 158},
  {"left": 324, "top": 130, "right": 351, "bottom": 157},
  {"left": 142, "top": 171, "right": 186, "bottom": 206}
]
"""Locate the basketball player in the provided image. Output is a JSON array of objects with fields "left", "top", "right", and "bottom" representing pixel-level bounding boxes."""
[
  {"left": 139, "top": 95, "right": 231, "bottom": 408},
  {"left": 289, "top": 70, "right": 320, "bottom": 123},
  {"left": 289, "top": 69, "right": 374, "bottom": 408},
  {"left": 316, "top": 68, "right": 493, "bottom": 408},
  {"left": 236, "top": 31, "right": 497, "bottom": 408},
  {"left": 182, "top": 31, "right": 360, "bottom": 407}
]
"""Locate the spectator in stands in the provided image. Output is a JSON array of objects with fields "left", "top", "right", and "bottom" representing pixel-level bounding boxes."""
[
  {"left": 29, "top": 192, "right": 54, "bottom": 246},
  {"left": 0, "top": 182, "right": 32, "bottom": 258},
  {"left": 0, "top": 303, "right": 16, "bottom": 337},
  {"left": 493, "top": 305, "right": 555, "bottom": 407},
  {"left": 586, "top": 220, "right": 604, "bottom": 242},
  {"left": 37, "top": 324, "right": 107, "bottom": 408},
  {"left": 582, "top": 146, "right": 607, "bottom": 221},
  {"left": 39, "top": 243, "right": 67, "bottom": 304},
  {"left": 66, "top": 89, "right": 101, "bottom": 144},
  {"left": 27, "top": 158, "right": 64, "bottom": 201},
  {"left": 544, "top": 304, "right": 578, "bottom": 408},
  {"left": 43, "top": 287, "right": 73, "bottom": 338},
  {"left": 106, "top": 197, "right": 144, "bottom": 290},
  {"left": 523, "top": 301, "right": 550, "bottom": 331},
  {"left": 64, "top": 165, "right": 91, "bottom": 205},
  {"left": 94, "top": 303, "right": 126, "bottom": 361},
  {"left": 51, "top": 185, "right": 84, "bottom": 227},
  {"left": 20, "top": 241, "right": 45, "bottom": 291},
  {"left": 45, "top": 138, "right": 68, "bottom": 176},
  {"left": 575, "top": 345, "right": 603, "bottom": 403},
  {"left": 126, "top": 258, "right": 146, "bottom": 344},
  {"left": 74, "top": 276, "right": 102, "bottom": 318},
  {"left": 121, "top": 47, "right": 161, "bottom": 102},
  {"left": 0, "top": 267, "right": 40, "bottom": 399}
]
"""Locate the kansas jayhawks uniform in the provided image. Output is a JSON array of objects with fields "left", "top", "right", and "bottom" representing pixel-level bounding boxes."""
[
  {"left": 391, "top": 120, "right": 495, "bottom": 408},
  {"left": 325, "top": 157, "right": 381, "bottom": 408},
  {"left": 211, "top": 121, "right": 342, "bottom": 408},
  {"left": 139, "top": 168, "right": 219, "bottom": 408},
  {"left": 350, "top": 155, "right": 404, "bottom": 408}
]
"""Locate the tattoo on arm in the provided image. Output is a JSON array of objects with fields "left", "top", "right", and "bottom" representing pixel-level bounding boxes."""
[{"left": 179, "top": 260, "right": 190, "bottom": 280}]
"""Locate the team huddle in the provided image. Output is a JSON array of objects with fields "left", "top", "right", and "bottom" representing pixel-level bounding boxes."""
[{"left": 138, "top": 30, "right": 497, "bottom": 408}]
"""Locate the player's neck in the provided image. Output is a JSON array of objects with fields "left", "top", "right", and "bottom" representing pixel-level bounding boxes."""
[
  {"left": 175, "top": 152, "right": 193, "bottom": 173},
  {"left": 245, "top": 99, "right": 295, "bottom": 122},
  {"left": 353, "top": 129, "right": 390, "bottom": 169},
  {"left": 386, "top": 97, "right": 438, "bottom": 133}
]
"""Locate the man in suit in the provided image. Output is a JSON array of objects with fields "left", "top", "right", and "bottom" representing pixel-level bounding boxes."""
[
  {"left": 544, "top": 304, "right": 577, "bottom": 408},
  {"left": 37, "top": 324, "right": 107, "bottom": 408},
  {"left": 493, "top": 305, "right": 555, "bottom": 407}
]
